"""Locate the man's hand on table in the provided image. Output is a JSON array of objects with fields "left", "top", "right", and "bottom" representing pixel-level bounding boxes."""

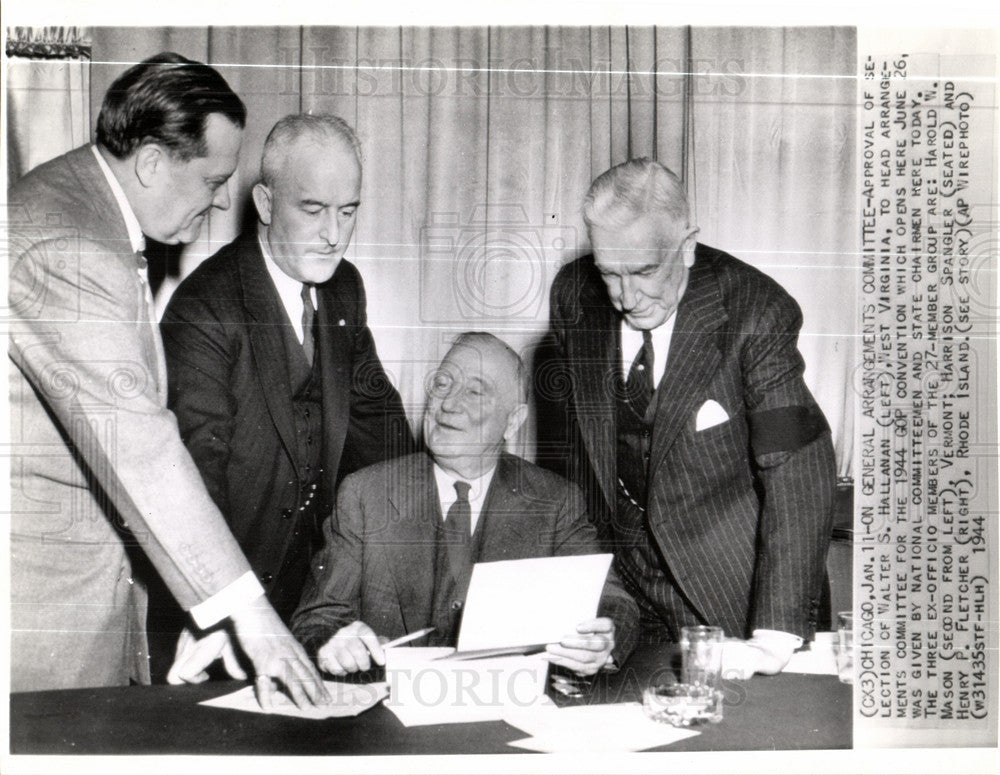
[
  {"left": 721, "top": 629, "right": 803, "bottom": 679},
  {"left": 168, "top": 626, "right": 247, "bottom": 684},
  {"left": 167, "top": 595, "right": 332, "bottom": 711},
  {"left": 543, "top": 617, "right": 616, "bottom": 676},
  {"left": 317, "top": 620, "right": 387, "bottom": 676}
]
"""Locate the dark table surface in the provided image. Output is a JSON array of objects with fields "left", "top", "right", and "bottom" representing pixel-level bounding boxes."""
[{"left": 10, "top": 645, "right": 851, "bottom": 755}]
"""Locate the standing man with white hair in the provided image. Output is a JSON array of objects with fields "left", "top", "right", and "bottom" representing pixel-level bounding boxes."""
[
  {"left": 161, "top": 114, "right": 414, "bottom": 680},
  {"left": 536, "top": 158, "right": 836, "bottom": 677}
]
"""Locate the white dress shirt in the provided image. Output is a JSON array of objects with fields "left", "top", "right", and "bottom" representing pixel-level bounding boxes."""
[
  {"left": 91, "top": 145, "right": 145, "bottom": 254},
  {"left": 620, "top": 315, "right": 675, "bottom": 387},
  {"left": 432, "top": 463, "right": 495, "bottom": 535},
  {"left": 258, "top": 227, "right": 317, "bottom": 345}
]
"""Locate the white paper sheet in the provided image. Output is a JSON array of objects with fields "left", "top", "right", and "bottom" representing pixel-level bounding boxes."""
[
  {"left": 503, "top": 702, "right": 700, "bottom": 752},
  {"left": 386, "top": 694, "right": 557, "bottom": 727},
  {"left": 198, "top": 680, "right": 388, "bottom": 720},
  {"left": 456, "top": 553, "right": 613, "bottom": 652},
  {"left": 383, "top": 646, "right": 551, "bottom": 726},
  {"left": 784, "top": 631, "right": 839, "bottom": 675}
]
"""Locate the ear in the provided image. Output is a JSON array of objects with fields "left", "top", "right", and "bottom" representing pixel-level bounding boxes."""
[
  {"left": 682, "top": 227, "right": 700, "bottom": 268},
  {"left": 503, "top": 402, "right": 529, "bottom": 442},
  {"left": 252, "top": 183, "right": 274, "bottom": 226},
  {"left": 134, "top": 144, "right": 164, "bottom": 188}
]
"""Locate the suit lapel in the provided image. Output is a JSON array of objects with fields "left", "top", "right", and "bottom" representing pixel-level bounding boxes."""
[
  {"left": 71, "top": 148, "right": 168, "bottom": 399},
  {"left": 477, "top": 454, "right": 542, "bottom": 558},
  {"left": 315, "top": 266, "right": 354, "bottom": 492},
  {"left": 566, "top": 282, "right": 619, "bottom": 512},
  {"left": 383, "top": 454, "right": 440, "bottom": 631},
  {"left": 647, "top": 249, "right": 727, "bottom": 485},
  {"left": 238, "top": 234, "right": 300, "bottom": 474}
]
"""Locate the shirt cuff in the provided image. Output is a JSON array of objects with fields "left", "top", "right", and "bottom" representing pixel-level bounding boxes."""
[
  {"left": 751, "top": 629, "right": 804, "bottom": 653},
  {"left": 188, "top": 572, "right": 265, "bottom": 630}
]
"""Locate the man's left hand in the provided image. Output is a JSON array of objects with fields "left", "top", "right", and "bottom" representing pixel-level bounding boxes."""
[{"left": 544, "top": 617, "right": 615, "bottom": 676}]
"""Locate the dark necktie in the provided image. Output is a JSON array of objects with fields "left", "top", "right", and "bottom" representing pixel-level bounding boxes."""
[
  {"left": 627, "top": 330, "right": 655, "bottom": 413},
  {"left": 445, "top": 481, "right": 472, "bottom": 580},
  {"left": 300, "top": 283, "right": 316, "bottom": 365}
]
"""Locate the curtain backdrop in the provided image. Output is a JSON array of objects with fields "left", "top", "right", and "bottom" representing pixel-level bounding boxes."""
[
  {"left": 6, "top": 57, "right": 90, "bottom": 184},
  {"left": 15, "top": 26, "right": 856, "bottom": 475}
]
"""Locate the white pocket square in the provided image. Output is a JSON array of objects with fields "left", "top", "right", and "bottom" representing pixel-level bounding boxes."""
[{"left": 695, "top": 399, "right": 729, "bottom": 431}]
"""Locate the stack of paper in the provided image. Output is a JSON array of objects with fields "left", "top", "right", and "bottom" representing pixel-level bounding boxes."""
[
  {"left": 502, "top": 702, "right": 700, "bottom": 752},
  {"left": 199, "top": 680, "right": 388, "bottom": 720},
  {"left": 383, "top": 646, "right": 551, "bottom": 727}
]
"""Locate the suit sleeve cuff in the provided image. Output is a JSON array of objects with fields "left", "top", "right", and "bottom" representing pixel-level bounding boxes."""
[{"left": 188, "top": 572, "right": 265, "bottom": 630}]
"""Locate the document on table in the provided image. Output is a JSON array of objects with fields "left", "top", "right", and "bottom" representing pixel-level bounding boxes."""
[
  {"left": 383, "top": 647, "right": 551, "bottom": 727},
  {"left": 199, "top": 680, "right": 388, "bottom": 720},
  {"left": 784, "top": 631, "right": 839, "bottom": 675},
  {"left": 456, "top": 553, "right": 613, "bottom": 652},
  {"left": 503, "top": 702, "right": 700, "bottom": 752}
]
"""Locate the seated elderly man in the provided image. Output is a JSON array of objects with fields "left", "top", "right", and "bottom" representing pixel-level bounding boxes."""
[{"left": 292, "top": 332, "right": 639, "bottom": 676}]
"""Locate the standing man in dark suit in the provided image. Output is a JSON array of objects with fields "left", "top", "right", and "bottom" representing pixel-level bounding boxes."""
[
  {"left": 292, "top": 332, "right": 639, "bottom": 676},
  {"left": 161, "top": 114, "right": 414, "bottom": 650},
  {"left": 7, "top": 53, "right": 328, "bottom": 707},
  {"left": 535, "top": 158, "right": 835, "bottom": 677}
]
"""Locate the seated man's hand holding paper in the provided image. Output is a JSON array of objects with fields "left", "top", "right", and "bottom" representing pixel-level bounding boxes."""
[
  {"left": 544, "top": 617, "right": 616, "bottom": 676},
  {"left": 317, "top": 620, "right": 386, "bottom": 675}
]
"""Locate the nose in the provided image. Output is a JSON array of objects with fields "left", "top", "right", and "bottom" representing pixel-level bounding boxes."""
[
  {"left": 439, "top": 381, "right": 463, "bottom": 413},
  {"left": 212, "top": 183, "right": 231, "bottom": 211},
  {"left": 619, "top": 275, "right": 639, "bottom": 310},
  {"left": 319, "top": 211, "right": 340, "bottom": 246}
]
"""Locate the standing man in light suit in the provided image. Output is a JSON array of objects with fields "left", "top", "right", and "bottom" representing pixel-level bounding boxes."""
[
  {"left": 162, "top": 114, "right": 414, "bottom": 628},
  {"left": 536, "top": 158, "right": 836, "bottom": 676},
  {"left": 8, "top": 52, "right": 328, "bottom": 708}
]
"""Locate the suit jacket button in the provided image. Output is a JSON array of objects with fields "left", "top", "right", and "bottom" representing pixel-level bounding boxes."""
[
  {"left": 281, "top": 508, "right": 293, "bottom": 519},
  {"left": 261, "top": 572, "right": 273, "bottom": 584},
  {"left": 451, "top": 600, "right": 463, "bottom": 611}
]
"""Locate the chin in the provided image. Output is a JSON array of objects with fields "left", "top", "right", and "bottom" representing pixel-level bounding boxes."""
[
  {"left": 304, "top": 258, "right": 342, "bottom": 284},
  {"left": 627, "top": 312, "right": 666, "bottom": 330}
]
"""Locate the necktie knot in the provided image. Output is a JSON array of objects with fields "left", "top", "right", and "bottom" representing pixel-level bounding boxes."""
[{"left": 453, "top": 480, "right": 471, "bottom": 502}]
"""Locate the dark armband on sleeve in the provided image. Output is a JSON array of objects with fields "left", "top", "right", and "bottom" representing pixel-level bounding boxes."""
[{"left": 749, "top": 404, "right": 830, "bottom": 456}]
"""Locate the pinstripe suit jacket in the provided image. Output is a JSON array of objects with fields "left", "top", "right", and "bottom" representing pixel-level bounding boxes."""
[
  {"left": 537, "top": 245, "right": 836, "bottom": 640},
  {"left": 291, "top": 452, "right": 640, "bottom": 665},
  {"left": 8, "top": 146, "right": 254, "bottom": 691}
]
